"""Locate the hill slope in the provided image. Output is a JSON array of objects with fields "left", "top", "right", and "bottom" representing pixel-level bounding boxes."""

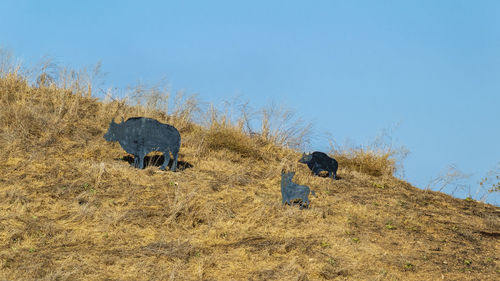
[{"left": 0, "top": 73, "right": 499, "bottom": 280}]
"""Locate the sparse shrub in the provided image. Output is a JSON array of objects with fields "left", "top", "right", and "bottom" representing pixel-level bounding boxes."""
[
  {"left": 425, "top": 165, "right": 470, "bottom": 193},
  {"left": 426, "top": 165, "right": 496, "bottom": 203}
]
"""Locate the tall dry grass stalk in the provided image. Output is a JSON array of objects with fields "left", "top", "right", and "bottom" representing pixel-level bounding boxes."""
[
  {"left": 259, "top": 102, "right": 313, "bottom": 150},
  {"left": 126, "top": 81, "right": 200, "bottom": 132},
  {"left": 0, "top": 48, "right": 22, "bottom": 77},
  {"left": 425, "top": 165, "right": 471, "bottom": 193},
  {"left": 55, "top": 61, "right": 104, "bottom": 97}
]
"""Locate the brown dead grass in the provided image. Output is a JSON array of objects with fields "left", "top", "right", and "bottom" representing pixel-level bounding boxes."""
[
  {"left": 334, "top": 148, "right": 396, "bottom": 177},
  {"left": 0, "top": 66, "right": 499, "bottom": 281}
]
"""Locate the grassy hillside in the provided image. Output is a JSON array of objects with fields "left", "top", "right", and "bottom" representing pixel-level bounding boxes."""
[{"left": 0, "top": 68, "right": 499, "bottom": 281}]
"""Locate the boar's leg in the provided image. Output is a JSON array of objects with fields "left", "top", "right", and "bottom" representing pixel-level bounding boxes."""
[
  {"left": 160, "top": 151, "right": 170, "bottom": 171},
  {"left": 281, "top": 191, "right": 288, "bottom": 205},
  {"left": 329, "top": 167, "right": 337, "bottom": 179},
  {"left": 133, "top": 155, "right": 140, "bottom": 168},
  {"left": 297, "top": 194, "right": 308, "bottom": 209},
  {"left": 313, "top": 167, "right": 322, "bottom": 176},
  {"left": 282, "top": 188, "right": 291, "bottom": 205},
  {"left": 310, "top": 163, "right": 321, "bottom": 176},
  {"left": 170, "top": 151, "right": 178, "bottom": 171},
  {"left": 301, "top": 200, "right": 309, "bottom": 209},
  {"left": 138, "top": 152, "right": 146, "bottom": 169}
]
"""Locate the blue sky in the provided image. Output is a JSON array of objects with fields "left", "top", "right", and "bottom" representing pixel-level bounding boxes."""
[{"left": 1, "top": 0, "right": 499, "bottom": 205}]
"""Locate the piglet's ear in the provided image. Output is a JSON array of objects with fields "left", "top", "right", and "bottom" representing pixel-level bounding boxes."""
[{"left": 121, "top": 117, "right": 125, "bottom": 123}]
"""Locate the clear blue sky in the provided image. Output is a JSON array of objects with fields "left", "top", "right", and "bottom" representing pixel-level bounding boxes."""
[{"left": 2, "top": 0, "right": 499, "bottom": 205}]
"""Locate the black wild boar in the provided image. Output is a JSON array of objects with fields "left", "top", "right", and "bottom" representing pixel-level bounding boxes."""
[
  {"left": 299, "top": 151, "right": 338, "bottom": 179},
  {"left": 104, "top": 117, "right": 181, "bottom": 171},
  {"left": 281, "top": 171, "right": 315, "bottom": 209}
]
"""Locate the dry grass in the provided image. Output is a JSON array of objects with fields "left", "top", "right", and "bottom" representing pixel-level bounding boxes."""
[
  {"left": 328, "top": 129, "right": 409, "bottom": 178},
  {"left": 332, "top": 147, "right": 396, "bottom": 177},
  {"left": 0, "top": 56, "right": 499, "bottom": 281}
]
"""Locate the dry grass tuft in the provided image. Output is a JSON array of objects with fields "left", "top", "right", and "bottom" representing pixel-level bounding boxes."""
[
  {"left": 204, "top": 124, "right": 262, "bottom": 159},
  {"left": 333, "top": 147, "right": 396, "bottom": 177},
  {"left": 329, "top": 131, "right": 408, "bottom": 178}
]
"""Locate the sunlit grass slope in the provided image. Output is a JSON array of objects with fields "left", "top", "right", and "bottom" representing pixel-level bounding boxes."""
[{"left": 0, "top": 67, "right": 499, "bottom": 281}]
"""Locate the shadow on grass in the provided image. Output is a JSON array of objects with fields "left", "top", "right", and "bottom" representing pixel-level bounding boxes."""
[
  {"left": 313, "top": 171, "right": 342, "bottom": 180},
  {"left": 118, "top": 155, "right": 193, "bottom": 171}
]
